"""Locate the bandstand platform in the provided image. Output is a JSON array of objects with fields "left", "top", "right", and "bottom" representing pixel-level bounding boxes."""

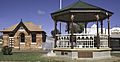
[
  {"left": 53, "top": 34, "right": 111, "bottom": 59},
  {"left": 53, "top": 48, "right": 111, "bottom": 59}
]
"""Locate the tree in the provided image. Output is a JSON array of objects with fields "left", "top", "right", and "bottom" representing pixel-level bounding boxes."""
[
  {"left": 2, "top": 46, "right": 13, "bottom": 55},
  {"left": 51, "top": 29, "right": 60, "bottom": 38},
  {"left": 66, "top": 23, "right": 84, "bottom": 33},
  {"left": 77, "top": 23, "right": 84, "bottom": 33}
]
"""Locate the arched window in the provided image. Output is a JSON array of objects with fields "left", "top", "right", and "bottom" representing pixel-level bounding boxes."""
[
  {"left": 32, "top": 33, "right": 36, "bottom": 42},
  {"left": 20, "top": 33, "right": 25, "bottom": 42}
]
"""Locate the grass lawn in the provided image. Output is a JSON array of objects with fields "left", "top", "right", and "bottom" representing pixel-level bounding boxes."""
[
  {"left": 0, "top": 52, "right": 64, "bottom": 62},
  {"left": 0, "top": 51, "right": 120, "bottom": 62},
  {"left": 112, "top": 53, "right": 120, "bottom": 62},
  {"left": 112, "top": 53, "right": 120, "bottom": 57}
]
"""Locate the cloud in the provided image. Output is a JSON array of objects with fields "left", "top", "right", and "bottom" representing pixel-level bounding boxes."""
[{"left": 38, "top": 10, "right": 46, "bottom": 15}]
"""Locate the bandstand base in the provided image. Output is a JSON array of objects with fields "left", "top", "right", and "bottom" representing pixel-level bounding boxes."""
[{"left": 53, "top": 48, "right": 111, "bottom": 59}]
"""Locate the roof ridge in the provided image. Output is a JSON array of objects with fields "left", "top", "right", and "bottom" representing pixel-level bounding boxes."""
[
  {"left": 65, "top": 1, "right": 101, "bottom": 9},
  {"left": 79, "top": 1, "right": 103, "bottom": 9}
]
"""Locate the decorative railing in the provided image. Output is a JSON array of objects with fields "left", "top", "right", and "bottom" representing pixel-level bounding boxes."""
[
  {"left": 99, "top": 34, "right": 108, "bottom": 48},
  {"left": 57, "top": 35, "right": 70, "bottom": 48},
  {"left": 56, "top": 34, "right": 108, "bottom": 48},
  {"left": 75, "top": 34, "right": 94, "bottom": 48}
]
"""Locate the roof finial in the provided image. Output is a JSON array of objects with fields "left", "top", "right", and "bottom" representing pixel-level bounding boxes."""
[{"left": 20, "top": 19, "right": 22, "bottom": 22}]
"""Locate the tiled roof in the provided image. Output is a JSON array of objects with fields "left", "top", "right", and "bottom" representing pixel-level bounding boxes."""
[
  {"left": 23, "top": 22, "right": 42, "bottom": 31},
  {"left": 1, "top": 22, "right": 43, "bottom": 32}
]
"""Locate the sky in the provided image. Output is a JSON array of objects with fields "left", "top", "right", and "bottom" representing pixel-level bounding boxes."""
[{"left": 0, "top": 0, "right": 120, "bottom": 36}]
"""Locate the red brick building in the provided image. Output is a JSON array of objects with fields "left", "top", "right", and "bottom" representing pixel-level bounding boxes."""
[{"left": 0, "top": 21, "right": 46, "bottom": 50}]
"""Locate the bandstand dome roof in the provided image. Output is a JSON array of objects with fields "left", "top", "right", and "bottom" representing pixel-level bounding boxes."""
[{"left": 51, "top": 1, "right": 113, "bottom": 23}]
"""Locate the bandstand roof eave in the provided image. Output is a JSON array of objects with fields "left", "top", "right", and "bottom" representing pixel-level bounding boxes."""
[
  {"left": 51, "top": 9, "right": 113, "bottom": 23},
  {"left": 51, "top": 8, "right": 113, "bottom": 16}
]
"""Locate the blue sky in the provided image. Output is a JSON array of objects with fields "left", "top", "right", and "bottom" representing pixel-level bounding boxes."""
[{"left": 0, "top": 0, "right": 119, "bottom": 36}]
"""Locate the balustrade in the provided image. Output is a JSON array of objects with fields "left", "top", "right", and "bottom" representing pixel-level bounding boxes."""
[
  {"left": 100, "top": 34, "right": 108, "bottom": 48},
  {"left": 57, "top": 34, "right": 108, "bottom": 48}
]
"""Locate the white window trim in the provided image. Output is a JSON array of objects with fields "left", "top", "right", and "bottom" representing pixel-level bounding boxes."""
[
  {"left": 9, "top": 37, "right": 14, "bottom": 38},
  {"left": 20, "top": 42, "right": 25, "bottom": 44},
  {"left": 31, "top": 43, "right": 37, "bottom": 44}
]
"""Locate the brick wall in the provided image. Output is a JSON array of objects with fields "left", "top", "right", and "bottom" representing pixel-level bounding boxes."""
[
  {"left": 3, "top": 30, "right": 43, "bottom": 50},
  {"left": 3, "top": 34, "right": 9, "bottom": 46}
]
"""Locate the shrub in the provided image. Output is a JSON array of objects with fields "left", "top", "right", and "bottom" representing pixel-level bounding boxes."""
[{"left": 1, "top": 46, "right": 13, "bottom": 55}]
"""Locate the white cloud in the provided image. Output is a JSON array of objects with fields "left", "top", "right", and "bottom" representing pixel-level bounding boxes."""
[{"left": 38, "top": 10, "right": 46, "bottom": 15}]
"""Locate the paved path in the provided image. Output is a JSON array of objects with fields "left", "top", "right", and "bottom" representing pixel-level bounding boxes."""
[
  {"left": 43, "top": 56, "right": 120, "bottom": 62},
  {"left": 111, "top": 51, "right": 120, "bottom": 53}
]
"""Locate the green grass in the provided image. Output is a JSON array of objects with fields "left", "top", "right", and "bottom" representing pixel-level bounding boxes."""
[
  {"left": 112, "top": 53, "right": 120, "bottom": 62},
  {"left": 111, "top": 53, "right": 120, "bottom": 57},
  {"left": 1, "top": 52, "right": 120, "bottom": 62},
  {"left": 0, "top": 52, "right": 64, "bottom": 62}
]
